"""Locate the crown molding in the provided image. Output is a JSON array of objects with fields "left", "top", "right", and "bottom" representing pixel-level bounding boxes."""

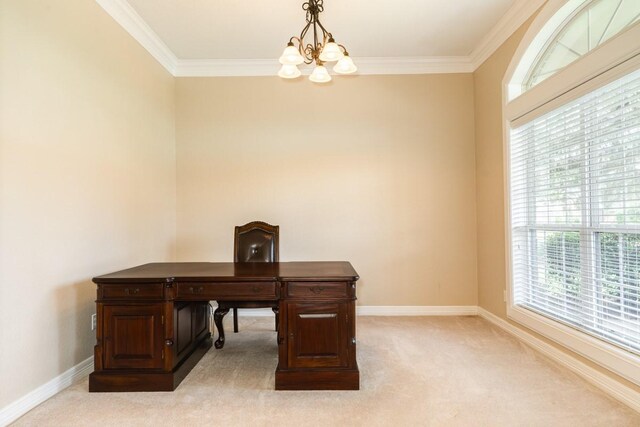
[
  {"left": 96, "top": 0, "right": 177, "bottom": 74},
  {"left": 349, "top": 57, "right": 475, "bottom": 75},
  {"left": 97, "top": 0, "right": 542, "bottom": 77},
  {"left": 174, "top": 59, "right": 278, "bottom": 77},
  {"left": 469, "top": 0, "right": 547, "bottom": 69}
]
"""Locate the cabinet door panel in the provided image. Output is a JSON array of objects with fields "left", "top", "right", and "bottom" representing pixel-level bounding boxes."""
[
  {"left": 104, "top": 304, "right": 164, "bottom": 370},
  {"left": 287, "top": 302, "right": 348, "bottom": 368},
  {"left": 193, "top": 303, "right": 208, "bottom": 340},
  {"left": 176, "top": 303, "right": 193, "bottom": 356},
  {"left": 173, "top": 302, "right": 210, "bottom": 365}
]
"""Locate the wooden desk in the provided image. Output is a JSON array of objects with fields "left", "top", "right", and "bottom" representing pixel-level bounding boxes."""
[{"left": 89, "top": 261, "right": 360, "bottom": 392}]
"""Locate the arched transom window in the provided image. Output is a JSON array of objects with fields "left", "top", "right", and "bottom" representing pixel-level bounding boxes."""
[
  {"left": 509, "top": 0, "right": 640, "bottom": 100},
  {"left": 526, "top": 0, "right": 640, "bottom": 90}
]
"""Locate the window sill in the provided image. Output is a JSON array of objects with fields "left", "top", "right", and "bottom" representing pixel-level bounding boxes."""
[{"left": 507, "top": 304, "right": 640, "bottom": 385}]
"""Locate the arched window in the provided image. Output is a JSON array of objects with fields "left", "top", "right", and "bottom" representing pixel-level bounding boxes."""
[
  {"left": 504, "top": 0, "right": 640, "bottom": 384},
  {"left": 519, "top": 0, "right": 639, "bottom": 94}
]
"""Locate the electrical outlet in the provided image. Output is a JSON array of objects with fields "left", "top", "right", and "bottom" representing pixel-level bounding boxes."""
[{"left": 91, "top": 313, "right": 97, "bottom": 331}]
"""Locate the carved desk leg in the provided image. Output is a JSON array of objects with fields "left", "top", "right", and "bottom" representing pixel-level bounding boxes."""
[{"left": 214, "top": 306, "right": 229, "bottom": 349}]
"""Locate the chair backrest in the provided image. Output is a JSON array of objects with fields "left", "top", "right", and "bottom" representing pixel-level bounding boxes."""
[{"left": 234, "top": 221, "right": 279, "bottom": 263}]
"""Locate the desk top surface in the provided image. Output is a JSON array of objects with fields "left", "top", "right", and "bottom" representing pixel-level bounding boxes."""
[{"left": 93, "top": 261, "right": 359, "bottom": 284}]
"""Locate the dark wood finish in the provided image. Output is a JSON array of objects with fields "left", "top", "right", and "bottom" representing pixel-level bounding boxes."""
[
  {"left": 216, "top": 221, "right": 281, "bottom": 339},
  {"left": 275, "top": 279, "right": 359, "bottom": 390},
  {"left": 275, "top": 369, "right": 360, "bottom": 391},
  {"left": 89, "top": 336, "right": 212, "bottom": 392},
  {"left": 213, "top": 306, "right": 229, "bottom": 349},
  {"left": 287, "top": 302, "right": 349, "bottom": 368},
  {"left": 91, "top": 261, "right": 359, "bottom": 391},
  {"left": 93, "top": 262, "right": 359, "bottom": 283},
  {"left": 100, "top": 283, "right": 164, "bottom": 300},
  {"left": 103, "top": 304, "right": 164, "bottom": 370},
  {"left": 233, "top": 308, "right": 239, "bottom": 333},
  {"left": 176, "top": 281, "right": 278, "bottom": 301},
  {"left": 193, "top": 303, "right": 208, "bottom": 342},
  {"left": 173, "top": 301, "right": 209, "bottom": 365},
  {"left": 176, "top": 303, "right": 194, "bottom": 357},
  {"left": 287, "top": 281, "right": 349, "bottom": 299}
]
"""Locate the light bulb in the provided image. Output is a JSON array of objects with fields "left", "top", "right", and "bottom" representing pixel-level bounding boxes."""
[
  {"left": 278, "top": 64, "right": 301, "bottom": 79},
  {"left": 333, "top": 54, "right": 357, "bottom": 74},
  {"left": 279, "top": 44, "right": 304, "bottom": 65},
  {"left": 319, "top": 39, "right": 343, "bottom": 62},
  {"left": 309, "top": 65, "right": 331, "bottom": 83}
]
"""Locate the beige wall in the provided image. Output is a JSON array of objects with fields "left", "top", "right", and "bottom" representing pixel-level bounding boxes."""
[
  {"left": 473, "top": 22, "right": 530, "bottom": 318},
  {"left": 175, "top": 75, "right": 478, "bottom": 307},
  {"left": 0, "top": 0, "right": 176, "bottom": 407},
  {"left": 473, "top": 11, "right": 640, "bottom": 392}
]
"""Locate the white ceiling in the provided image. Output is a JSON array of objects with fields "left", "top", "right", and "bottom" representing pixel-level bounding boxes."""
[
  {"left": 126, "top": 0, "right": 517, "bottom": 59},
  {"left": 96, "top": 0, "right": 546, "bottom": 76}
]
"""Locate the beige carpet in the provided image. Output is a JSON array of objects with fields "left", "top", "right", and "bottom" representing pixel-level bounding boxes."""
[{"left": 13, "top": 316, "right": 640, "bottom": 426}]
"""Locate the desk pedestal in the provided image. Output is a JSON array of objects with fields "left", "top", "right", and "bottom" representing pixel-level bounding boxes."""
[
  {"left": 276, "top": 294, "right": 359, "bottom": 390},
  {"left": 90, "top": 299, "right": 211, "bottom": 392}
]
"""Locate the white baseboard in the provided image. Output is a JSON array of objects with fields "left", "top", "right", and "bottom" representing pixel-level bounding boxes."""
[
  {"left": 356, "top": 305, "right": 479, "bottom": 316},
  {"left": 222, "top": 307, "right": 275, "bottom": 317},
  {"left": 477, "top": 307, "right": 640, "bottom": 413},
  {"left": 0, "top": 356, "right": 94, "bottom": 427},
  {"left": 230, "top": 306, "right": 479, "bottom": 317}
]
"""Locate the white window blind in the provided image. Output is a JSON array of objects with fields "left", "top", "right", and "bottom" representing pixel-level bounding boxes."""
[{"left": 510, "top": 68, "right": 640, "bottom": 355}]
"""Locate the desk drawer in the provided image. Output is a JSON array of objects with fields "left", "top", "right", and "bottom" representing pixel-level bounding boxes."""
[
  {"left": 287, "top": 282, "right": 349, "bottom": 299},
  {"left": 100, "top": 284, "right": 164, "bottom": 300},
  {"left": 176, "top": 282, "right": 278, "bottom": 301}
]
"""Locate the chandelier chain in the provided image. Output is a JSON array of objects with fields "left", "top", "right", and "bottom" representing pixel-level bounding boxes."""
[{"left": 303, "top": 0, "right": 324, "bottom": 22}]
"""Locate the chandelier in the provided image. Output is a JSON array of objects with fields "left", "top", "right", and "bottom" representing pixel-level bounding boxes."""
[{"left": 278, "top": 0, "right": 357, "bottom": 83}]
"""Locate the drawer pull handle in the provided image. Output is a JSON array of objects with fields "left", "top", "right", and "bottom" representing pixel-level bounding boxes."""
[
  {"left": 309, "top": 286, "right": 325, "bottom": 294},
  {"left": 299, "top": 313, "right": 337, "bottom": 319},
  {"left": 124, "top": 288, "right": 140, "bottom": 295},
  {"left": 251, "top": 286, "right": 262, "bottom": 293},
  {"left": 165, "top": 339, "right": 174, "bottom": 347},
  {"left": 189, "top": 286, "right": 204, "bottom": 294}
]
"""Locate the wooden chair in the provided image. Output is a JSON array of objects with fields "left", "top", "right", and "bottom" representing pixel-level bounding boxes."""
[{"left": 213, "top": 221, "right": 279, "bottom": 349}]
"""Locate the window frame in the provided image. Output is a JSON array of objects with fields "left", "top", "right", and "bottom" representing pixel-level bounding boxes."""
[{"left": 503, "top": 0, "right": 640, "bottom": 385}]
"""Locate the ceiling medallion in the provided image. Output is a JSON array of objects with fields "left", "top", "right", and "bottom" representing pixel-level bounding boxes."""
[{"left": 278, "top": 0, "right": 357, "bottom": 83}]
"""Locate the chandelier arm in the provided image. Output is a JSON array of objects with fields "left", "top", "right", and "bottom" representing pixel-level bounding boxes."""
[
  {"left": 288, "top": 36, "right": 305, "bottom": 60},
  {"left": 299, "top": 20, "right": 312, "bottom": 42},
  {"left": 338, "top": 44, "right": 349, "bottom": 55},
  {"left": 312, "top": 15, "right": 319, "bottom": 57},
  {"left": 314, "top": 18, "right": 331, "bottom": 40},
  {"left": 298, "top": 21, "right": 314, "bottom": 62}
]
